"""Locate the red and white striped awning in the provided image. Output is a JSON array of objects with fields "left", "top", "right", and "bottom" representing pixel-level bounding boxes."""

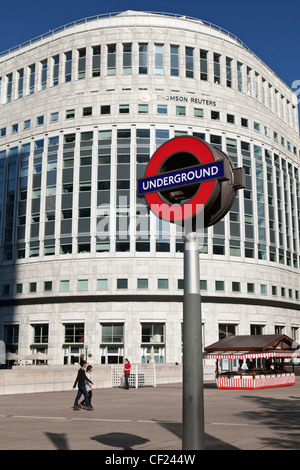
[{"left": 203, "top": 350, "right": 300, "bottom": 360}]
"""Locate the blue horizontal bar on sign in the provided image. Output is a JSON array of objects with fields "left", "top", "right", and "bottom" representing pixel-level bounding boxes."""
[{"left": 137, "top": 160, "right": 224, "bottom": 196}]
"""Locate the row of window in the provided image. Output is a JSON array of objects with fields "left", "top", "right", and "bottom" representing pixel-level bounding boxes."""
[
  {"left": 3, "top": 322, "right": 167, "bottom": 364},
  {"left": 4, "top": 322, "right": 165, "bottom": 346},
  {"left": 0, "top": 41, "right": 297, "bottom": 131},
  {"left": 2, "top": 278, "right": 299, "bottom": 300},
  {"left": 1, "top": 128, "right": 299, "bottom": 267},
  {"left": 3, "top": 321, "right": 299, "bottom": 364},
  {"left": 0, "top": 100, "right": 298, "bottom": 156}
]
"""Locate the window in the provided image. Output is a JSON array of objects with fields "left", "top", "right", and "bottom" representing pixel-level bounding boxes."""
[
  {"left": 241, "top": 117, "right": 248, "bottom": 127},
  {"left": 138, "top": 104, "right": 148, "bottom": 114},
  {"left": 16, "top": 284, "right": 23, "bottom": 294},
  {"left": 18, "top": 69, "right": 24, "bottom": 98},
  {"left": 260, "top": 284, "right": 267, "bottom": 295},
  {"left": 100, "top": 323, "right": 124, "bottom": 364},
  {"left": 139, "top": 43, "right": 148, "bottom": 74},
  {"left": 185, "top": 47, "right": 194, "bottom": 78},
  {"left": 211, "top": 110, "right": 220, "bottom": 120},
  {"left": 154, "top": 44, "right": 164, "bottom": 75},
  {"left": 170, "top": 45, "right": 179, "bottom": 76},
  {"left": 65, "top": 52, "right": 72, "bottom": 82},
  {"left": 119, "top": 104, "right": 129, "bottom": 114},
  {"left": 227, "top": 114, "right": 235, "bottom": 124},
  {"left": 141, "top": 322, "right": 164, "bottom": 362},
  {"left": 78, "top": 208, "right": 90, "bottom": 218},
  {"left": 53, "top": 55, "right": 59, "bottom": 86},
  {"left": 176, "top": 106, "right": 186, "bottom": 116},
  {"left": 24, "top": 119, "right": 31, "bottom": 129},
  {"left": 6, "top": 73, "right": 12, "bottom": 102},
  {"left": 123, "top": 43, "right": 132, "bottom": 74},
  {"left": 50, "top": 112, "right": 59, "bottom": 122},
  {"left": 2, "top": 285, "right": 10, "bottom": 295},
  {"left": 142, "top": 323, "right": 164, "bottom": 343},
  {"left": 219, "top": 323, "right": 236, "bottom": 340},
  {"left": 215, "top": 280, "right": 224, "bottom": 291},
  {"left": 66, "top": 109, "right": 75, "bottom": 119},
  {"left": 78, "top": 48, "right": 86, "bottom": 79},
  {"left": 5, "top": 325, "right": 19, "bottom": 345},
  {"left": 117, "top": 278, "right": 128, "bottom": 289},
  {"left": 12, "top": 123, "right": 18, "bottom": 134},
  {"left": 29, "top": 282, "right": 37, "bottom": 293},
  {"left": 41, "top": 59, "right": 47, "bottom": 90},
  {"left": 36, "top": 115, "right": 44, "bottom": 126},
  {"left": 247, "top": 283, "right": 255, "bottom": 294},
  {"left": 237, "top": 62, "right": 242, "bottom": 92},
  {"left": 78, "top": 279, "right": 88, "bottom": 291},
  {"left": 158, "top": 279, "right": 168, "bottom": 289},
  {"left": 200, "top": 50, "right": 208, "bottom": 80},
  {"left": 60, "top": 280, "right": 70, "bottom": 291},
  {"left": 33, "top": 324, "right": 48, "bottom": 344},
  {"left": 29, "top": 65, "right": 35, "bottom": 94},
  {"left": 100, "top": 105, "right": 110, "bottom": 115},
  {"left": 83, "top": 107, "right": 92, "bottom": 116},
  {"left": 107, "top": 44, "right": 116, "bottom": 75},
  {"left": 64, "top": 323, "right": 84, "bottom": 343},
  {"left": 157, "top": 104, "right": 167, "bottom": 114},
  {"left": 97, "top": 279, "right": 108, "bottom": 290},
  {"left": 232, "top": 282, "right": 240, "bottom": 292},
  {"left": 194, "top": 108, "right": 203, "bottom": 118},
  {"left": 102, "top": 323, "right": 124, "bottom": 343},
  {"left": 213, "top": 53, "right": 221, "bottom": 84},
  {"left": 92, "top": 46, "right": 101, "bottom": 77},
  {"left": 137, "top": 278, "right": 148, "bottom": 289},
  {"left": 250, "top": 324, "right": 264, "bottom": 335},
  {"left": 275, "top": 325, "right": 284, "bottom": 335},
  {"left": 44, "top": 281, "right": 52, "bottom": 292},
  {"left": 226, "top": 57, "right": 232, "bottom": 87}
]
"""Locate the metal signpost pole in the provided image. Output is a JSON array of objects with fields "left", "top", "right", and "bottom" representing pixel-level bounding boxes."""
[
  {"left": 137, "top": 136, "right": 245, "bottom": 450},
  {"left": 182, "top": 231, "right": 205, "bottom": 450}
]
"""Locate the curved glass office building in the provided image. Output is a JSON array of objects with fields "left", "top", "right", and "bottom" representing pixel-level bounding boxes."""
[{"left": 0, "top": 11, "right": 299, "bottom": 365}]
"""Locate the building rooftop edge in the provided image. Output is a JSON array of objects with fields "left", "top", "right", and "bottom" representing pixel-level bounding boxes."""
[{"left": 0, "top": 10, "right": 296, "bottom": 97}]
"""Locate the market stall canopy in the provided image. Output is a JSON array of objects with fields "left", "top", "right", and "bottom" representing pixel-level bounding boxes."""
[{"left": 204, "top": 334, "right": 300, "bottom": 360}]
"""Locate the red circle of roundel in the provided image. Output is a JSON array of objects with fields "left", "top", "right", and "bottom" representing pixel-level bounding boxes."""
[{"left": 145, "top": 136, "right": 216, "bottom": 222}]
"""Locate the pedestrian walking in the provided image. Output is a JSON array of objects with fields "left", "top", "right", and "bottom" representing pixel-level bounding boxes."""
[
  {"left": 80, "top": 365, "right": 93, "bottom": 408},
  {"left": 73, "top": 361, "right": 94, "bottom": 410},
  {"left": 123, "top": 358, "right": 131, "bottom": 389}
]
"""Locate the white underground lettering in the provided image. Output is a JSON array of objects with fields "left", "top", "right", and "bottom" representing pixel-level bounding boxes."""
[{"left": 141, "top": 164, "right": 221, "bottom": 192}]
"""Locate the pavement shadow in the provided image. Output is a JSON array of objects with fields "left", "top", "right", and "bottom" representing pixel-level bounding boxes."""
[
  {"left": 91, "top": 432, "right": 150, "bottom": 450},
  {"left": 45, "top": 432, "right": 69, "bottom": 450},
  {"left": 237, "top": 393, "right": 300, "bottom": 450},
  {"left": 159, "top": 422, "right": 238, "bottom": 450}
]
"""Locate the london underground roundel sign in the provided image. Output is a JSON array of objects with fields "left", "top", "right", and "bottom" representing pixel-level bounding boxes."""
[{"left": 137, "top": 136, "right": 245, "bottom": 228}]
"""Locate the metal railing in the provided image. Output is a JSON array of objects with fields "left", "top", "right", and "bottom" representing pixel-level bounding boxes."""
[
  {"left": 0, "top": 11, "right": 254, "bottom": 59},
  {"left": 0, "top": 11, "right": 293, "bottom": 92}
]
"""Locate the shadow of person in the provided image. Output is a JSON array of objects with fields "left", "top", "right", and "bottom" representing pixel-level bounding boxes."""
[{"left": 91, "top": 432, "right": 149, "bottom": 450}]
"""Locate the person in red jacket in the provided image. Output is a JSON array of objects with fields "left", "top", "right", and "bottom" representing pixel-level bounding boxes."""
[{"left": 123, "top": 358, "right": 131, "bottom": 389}]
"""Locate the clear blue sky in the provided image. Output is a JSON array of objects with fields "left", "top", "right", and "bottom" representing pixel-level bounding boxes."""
[{"left": 0, "top": 0, "right": 299, "bottom": 91}]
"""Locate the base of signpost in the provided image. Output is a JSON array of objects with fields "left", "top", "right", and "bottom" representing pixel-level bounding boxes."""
[{"left": 182, "top": 232, "right": 205, "bottom": 450}]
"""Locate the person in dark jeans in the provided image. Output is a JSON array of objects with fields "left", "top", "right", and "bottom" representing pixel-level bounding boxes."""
[{"left": 73, "top": 361, "right": 94, "bottom": 410}]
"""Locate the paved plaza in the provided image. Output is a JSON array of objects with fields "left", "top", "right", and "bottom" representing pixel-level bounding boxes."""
[{"left": 0, "top": 380, "right": 299, "bottom": 451}]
